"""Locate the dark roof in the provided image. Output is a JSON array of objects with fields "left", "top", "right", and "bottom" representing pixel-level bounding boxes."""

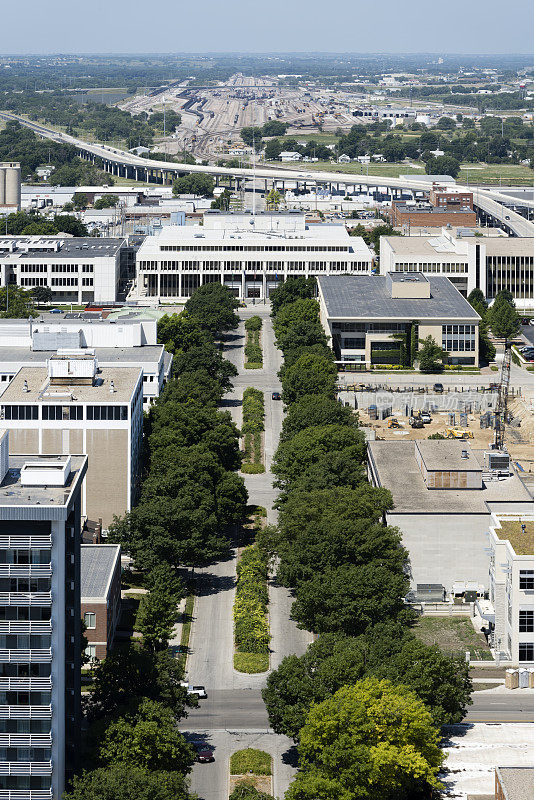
[
  {"left": 318, "top": 275, "right": 480, "bottom": 321},
  {"left": 81, "top": 544, "right": 120, "bottom": 600}
]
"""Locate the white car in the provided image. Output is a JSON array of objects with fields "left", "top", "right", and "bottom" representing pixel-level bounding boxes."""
[{"left": 181, "top": 681, "right": 207, "bottom": 699}]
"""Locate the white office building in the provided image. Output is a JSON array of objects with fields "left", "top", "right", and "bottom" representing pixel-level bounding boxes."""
[
  {"left": 0, "top": 430, "right": 87, "bottom": 800},
  {"left": 380, "top": 227, "right": 534, "bottom": 306},
  {"left": 0, "top": 317, "right": 171, "bottom": 410},
  {"left": 0, "top": 355, "right": 143, "bottom": 529},
  {"left": 136, "top": 211, "right": 374, "bottom": 301},
  {"left": 0, "top": 237, "right": 131, "bottom": 305},
  {"left": 484, "top": 514, "right": 534, "bottom": 666}
]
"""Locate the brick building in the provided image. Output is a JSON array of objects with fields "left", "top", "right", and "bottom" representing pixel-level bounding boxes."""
[
  {"left": 429, "top": 185, "right": 473, "bottom": 211},
  {"left": 388, "top": 201, "right": 477, "bottom": 229},
  {"left": 81, "top": 544, "right": 121, "bottom": 660}
]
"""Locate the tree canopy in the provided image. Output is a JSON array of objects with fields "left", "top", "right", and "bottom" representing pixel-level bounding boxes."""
[
  {"left": 185, "top": 282, "right": 239, "bottom": 335},
  {"left": 487, "top": 291, "right": 521, "bottom": 340}
]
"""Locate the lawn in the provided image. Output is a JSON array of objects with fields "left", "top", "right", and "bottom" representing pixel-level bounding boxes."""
[
  {"left": 270, "top": 160, "right": 424, "bottom": 178},
  {"left": 230, "top": 749, "right": 272, "bottom": 776},
  {"left": 459, "top": 162, "right": 534, "bottom": 186},
  {"left": 495, "top": 520, "right": 534, "bottom": 555},
  {"left": 414, "top": 616, "right": 492, "bottom": 660}
]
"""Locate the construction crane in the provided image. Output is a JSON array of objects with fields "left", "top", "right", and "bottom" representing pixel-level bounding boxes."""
[{"left": 493, "top": 341, "right": 512, "bottom": 451}]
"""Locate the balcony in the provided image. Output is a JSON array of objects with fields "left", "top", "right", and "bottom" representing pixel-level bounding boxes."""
[
  {"left": 0, "top": 791, "right": 52, "bottom": 800},
  {"left": 0, "top": 539, "right": 52, "bottom": 550},
  {"left": 0, "top": 624, "right": 51, "bottom": 637},
  {"left": 0, "top": 678, "right": 52, "bottom": 691},
  {"left": 0, "top": 568, "right": 51, "bottom": 580},
  {"left": 0, "top": 596, "right": 51, "bottom": 609},
  {"left": 0, "top": 652, "right": 52, "bottom": 665},
  {"left": 0, "top": 735, "right": 51, "bottom": 748},
  {"left": 0, "top": 764, "right": 52, "bottom": 777},
  {"left": 0, "top": 707, "right": 52, "bottom": 720}
]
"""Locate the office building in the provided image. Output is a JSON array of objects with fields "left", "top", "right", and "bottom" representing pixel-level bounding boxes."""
[
  {"left": 317, "top": 272, "right": 481, "bottom": 367},
  {"left": 81, "top": 544, "right": 121, "bottom": 661},
  {"left": 380, "top": 227, "right": 534, "bottom": 305},
  {"left": 0, "top": 355, "right": 143, "bottom": 528},
  {"left": 388, "top": 199, "right": 477, "bottom": 229},
  {"left": 368, "top": 440, "right": 534, "bottom": 595},
  {"left": 484, "top": 514, "right": 534, "bottom": 666},
  {"left": 135, "top": 211, "right": 374, "bottom": 301},
  {"left": 0, "top": 316, "right": 172, "bottom": 409},
  {"left": 0, "top": 430, "right": 87, "bottom": 800},
  {"left": 0, "top": 237, "right": 132, "bottom": 305},
  {"left": 429, "top": 185, "right": 473, "bottom": 211}
]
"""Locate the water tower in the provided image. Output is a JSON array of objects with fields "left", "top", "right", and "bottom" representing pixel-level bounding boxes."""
[{"left": 0, "top": 162, "right": 21, "bottom": 211}]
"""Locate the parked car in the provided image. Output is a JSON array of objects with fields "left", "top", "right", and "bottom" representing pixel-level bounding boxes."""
[
  {"left": 49, "top": 308, "right": 62, "bottom": 314},
  {"left": 433, "top": 383, "right": 444, "bottom": 394},
  {"left": 420, "top": 411, "right": 432, "bottom": 424},
  {"left": 195, "top": 747, "right": 215, "bottom": 763},
  {"left": 271, "top": 391, "right": 281, "bottom": 400}
]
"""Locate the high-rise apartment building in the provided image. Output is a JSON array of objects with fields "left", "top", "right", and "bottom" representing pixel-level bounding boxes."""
[{"left": 0, "top": 431, "right": 87, "bottom": 800}]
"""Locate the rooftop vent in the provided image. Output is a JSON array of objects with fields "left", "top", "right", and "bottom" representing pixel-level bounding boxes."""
[
  {"left": 461, "top": 449, "right": 469, "bottom": 459},
  {"left": 20, "top": 456, "right": 71, "bottom": 488},
  {"left": 22, "top": 380, "right": 29, "bottom": 394},
  {"left": 109, "top": 380, "right": 115, "bottom": 394}
]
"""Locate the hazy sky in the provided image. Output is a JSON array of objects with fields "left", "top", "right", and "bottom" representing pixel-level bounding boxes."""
[{"left": 3, "top": 0, "right": 534, "bottom": 55}]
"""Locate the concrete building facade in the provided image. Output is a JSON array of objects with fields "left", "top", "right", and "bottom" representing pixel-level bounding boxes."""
[
  {"left": 0, "top": 356, "right": 143, "bottom": 528},
  {"left": 0, "top": 431, "right": 87, "bottom": 800},
  {"left": 317, "top": 272, "right": 481, "bottom": 367},
  {"left": 0, "top": 237, "right": 131, "bottom": 305},
  {"left": 136, "top": 211, "right": 374, "bottom": 301}
]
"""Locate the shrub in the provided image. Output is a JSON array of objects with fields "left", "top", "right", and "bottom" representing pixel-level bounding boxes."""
[
  {"left": 230, "top": 749, "right": 272, "bottom": 776},
  {"left": 245, "top": 316, "right": 263, "bottom": 332},
  {"left": 233, "top": 652, "right": 269, "bottom": 673},
  {"left": 234, "top": 546, "right": 270, "bottom": 655}
]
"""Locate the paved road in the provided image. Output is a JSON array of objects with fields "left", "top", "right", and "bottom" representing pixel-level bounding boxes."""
[
  {"left": 183, "top": 305, "right": 311, "bottom": 799},
  {"left": 466, "top": 691, "right": 534, "bottom": 722}
]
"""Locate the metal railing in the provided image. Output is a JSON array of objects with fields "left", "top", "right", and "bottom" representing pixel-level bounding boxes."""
[
  {"left": 0, "top": 623, "right": 51, "bottom": 636},
  {"left": 0, "top": 567, "right": 51, "bottom": 579},
  {"left": 0, "top": 539, "right": 51, "bottom": 550},
  {"left": 0, "top": 735, "right": 51, "bottom": 747},
  {"left": 0, "top": 595, "right": 51, "bottom": 608},
  {"left": 0, "top": 790, "right": 52, "bottom": 800},
  {"left": 0, "top": 706, "right": 52, "bottom": 720},
  {"left": 0, "top": 763, "right": 52, "bottom": 776},
  {"left": 0, "top": 678, "right": 52, "bottom": 691},
  {"left": 0, "top": 651, "right": 52, "bottom": 664}
]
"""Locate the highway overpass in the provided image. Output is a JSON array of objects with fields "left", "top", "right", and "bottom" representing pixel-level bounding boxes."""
[{"left": 3, "top": 111, "right": 534, "bottom": 237}]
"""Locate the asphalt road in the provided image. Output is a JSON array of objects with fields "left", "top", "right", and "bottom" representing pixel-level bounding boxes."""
[
  {"left": 183, "top": 306, "right": 311, "bottom": 800},
  {"left": 466, "top": 692, "right": 534, "bottom": 722}
]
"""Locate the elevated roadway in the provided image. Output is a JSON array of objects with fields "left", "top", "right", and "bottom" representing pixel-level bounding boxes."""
[{"left": 4, "top": 112, "right": 534, "bottom": 237}]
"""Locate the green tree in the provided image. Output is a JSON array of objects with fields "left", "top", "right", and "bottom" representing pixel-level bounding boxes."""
[
  {"left": 0, "top": 286, "right": 36, "bottom": 319},
  {"left": 94, "top": 194, "right": 119, "bottom": 209},
  {"left": 53, "top": 214, "right": 89, "bottom": 236},
  {"left": 73, "top": 192, "right": 89, "bottom": 209},
  {"left": 487, "top": 292, "right": 521, "bottom": 339},
  {"left": 157, "top": 312, "right": 210, "bottom": 355},
  {"left": 136, "top": 588, "right": 178, "bottom": 651},
  {"left": 467, "top": 288, "right": 488, "bottom": 316},
  {"left": 273, "top": 298, "right": 321, "bottom": 345},
  {"left": 172, "top": 344, "right": 237, "bottom": 391},
  {"left": 31, "top": 286, "right": 53, "bottom": 304},
  {"left": 425, "top": 155, "right": 461, "bottom": 179},
  {"left": 64, "top": 765, "right": 190, "bottom": 800},
  {"left": 280, "top": 394, "right": 357, "bottom": 442},
  {"left": 99, "top": 699, "right": 195, "bottom": 773},
  {"left": 185, "top": 283, "right": 239, "bottom": 335},
  {"left": 173, "top": 173, "right": 214, "bottom": 197},
  {"left": 270, "top": 276, "right": 316, "bottom": 316},
  {"left": 417, "top": 335, "right": 446, "bottom": 373},
  {"left": 266, "top": 188, "right": 281, "bottom": 209},
  {"left": 273, "top": 426, "right": 366, "bottom": 488},
  {"left": 286, "top": 679, "right": 443, "bottom": 800},
  {"left": 281, "top": 353, "right": 337, "bottom": 405}
]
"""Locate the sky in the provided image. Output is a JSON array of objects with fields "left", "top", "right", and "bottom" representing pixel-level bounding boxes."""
[{"left": 3, "top": 0, "right": 534, "bottom": 55}]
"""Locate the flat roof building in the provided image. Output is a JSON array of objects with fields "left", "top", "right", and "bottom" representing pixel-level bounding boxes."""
[
  {"left": 380, "top": 227, "right": 534, "bottom": 306},
  {"left": 496, "top": 767, "right": 534, "bottom": 800},
  {"left": 0, "top": 356, "right": 143, "bottom": 528},
  {"left": 317, "top": 272, "right": 480, "bottom": 367},
  {"left": 388, "top": 200, "right": 477, "bottom": 229},
  {"left": 81, "top": 544, "right": 121, "bottom": 661},
  {"left": 135, "top": 211, "right": 374, "bottom": 302},
  {"left": 368, "top": 440, "right": 534, "bottom": 594},
  {"left": 0, "top": 430, "right": 87, "bottom": 800},
  {"left": 0, "top": 237, "right": 132, "bottom": 305}
]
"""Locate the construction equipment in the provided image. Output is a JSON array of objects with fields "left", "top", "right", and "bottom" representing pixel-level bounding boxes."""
[
  {"left": 387, "top": 417, "right": 402, "bottom": 429},
  {"left": 493, "top": 341, "right": 512, "bottom": 451},
  {"left": 445, "top": 427, "right": 474, "bottom": 440},
  {"left": 410, "top": 412, "right": 424, "bottom": 429}
]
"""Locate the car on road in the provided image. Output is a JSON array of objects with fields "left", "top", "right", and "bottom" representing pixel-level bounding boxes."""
[
  {"left": 195, "top": 746, "right": 215, "bottom": 763},
  {"left": 180, "top": 682, "right": 207, "bottom": 699},
  {"left": 49, "top": 308, "right": 62, "bottom": 314},
  {"left": 271, "top": 391, "right": 281, "bottom": 400},
  {"left": 433, "top": 382, "right": 444, "bottom": 393}
]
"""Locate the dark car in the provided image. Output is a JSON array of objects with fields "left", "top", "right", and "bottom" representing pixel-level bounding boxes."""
[
  {"left": 433, "top": 382, "right": 444, "bottom": 393},
  {"left": 272, "top": 391, "right": 281, "bottom": 400},
  {"left": 196, "top": 747, "right": 215, "bottom": 763},
  {"left": 49, "top": 308, "right": 62, "bottom": 314}
]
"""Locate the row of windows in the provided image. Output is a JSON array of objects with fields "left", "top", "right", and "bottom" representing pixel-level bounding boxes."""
[
  {"left": 51, "top": 277, "right": 78, "bottom": 287},
  {"left": 0, "top": 720, "right": 50, "bottom": 733},
  {"left": 87, "top": 405, "right": 128, "bottom": 421},
  {"left": 442, "top": 339, "right": 476, "bottom": 352},
  {"left": 19, "top": 263, "right": 94, "bottom": 273},
  {"left": 2, "top": 406, "right": 38, "bottom": 421},
  {"left": 0, "top": 550, "right": 50, "bottom": 565},
  {"left": 442, "top": 325, "right": 476, "bottom": 335},
  {"left": 20, "top": 277, "right": 48, "bottom": 287},
  {"left": 0, "top": 578, "right": 50, "bottom": 593},
  {"left": 395, "top": 262, "right": 468, "bottom": 274},
  {"left": 0, "top": 608, "right": 50, "bottom": 622},
  {"left": 0, "top": 748, "right": 51, "bottom": 762},
  {"left": 140, "top": 260, "right": 365, "bottom": 272},
  {"left": 0, "top": 777, "right": 50, "bottom": 790},
  {"left": 342, "top": 338, "right": 366, "bottom": 349},
  {"left": 2, "top": 405, "right": 127, "bottom": 421},
  {"left": 159, "top": 244, "right": 351, "bottom": 253},
  {"left": 0, "top": 636, "right": 51, "bottom": 651},
  {"left": 0, "top": 663, "right": 50, "bottom": 677},
  {"left": 42, "top": 405, "right": 83, "bottom": 420}
]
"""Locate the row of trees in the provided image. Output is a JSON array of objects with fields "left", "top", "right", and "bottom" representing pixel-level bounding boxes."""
[
  {"left": 257, "top": 278, "right": 471, "bottom": 799},
  {"left": 69, "top": 284, "right": 246, "bottom": 800}
]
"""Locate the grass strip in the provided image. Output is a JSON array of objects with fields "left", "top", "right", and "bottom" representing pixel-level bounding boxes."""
[{"left": 230, "top": 749, "right": 272, "bottom": 776}]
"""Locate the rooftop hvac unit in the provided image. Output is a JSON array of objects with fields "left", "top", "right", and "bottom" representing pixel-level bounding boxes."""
[{"left": 486, "top": 451, "right": 511, "bottom": 472}]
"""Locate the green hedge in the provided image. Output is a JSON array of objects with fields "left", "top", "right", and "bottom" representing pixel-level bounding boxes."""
[
  {"left": 242, "top": 388, "right": 264, "bottom": 472},
  {"left": 245, "top": 325, "right": 263, "bottom": 368},
  {"left": 230, "top": 748, "right": 272, "bottom": 776},
  {"left": 245, "top": 316, "right": 263, "bottom": 332},
  {"left": 234, "top": 546, "right": 270, "bottom": 655}
]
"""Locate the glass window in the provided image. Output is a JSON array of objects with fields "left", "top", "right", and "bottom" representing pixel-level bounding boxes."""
[
  {"left": 520, "top": 571, "right": 534, "bottom": 590},
  {"left": 84, "top": 612, "right": 96, "bottom": 629},
  {"left": 519, "top": 643, "right": 534, "bottom": 662}
]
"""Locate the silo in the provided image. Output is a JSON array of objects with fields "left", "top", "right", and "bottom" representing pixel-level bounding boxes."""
[
  {"left": 0, "top": 166, "right": 5, "bottom": 206},
  {"left": 4, "top": 163, "right": 21, "bottom": 210}
]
